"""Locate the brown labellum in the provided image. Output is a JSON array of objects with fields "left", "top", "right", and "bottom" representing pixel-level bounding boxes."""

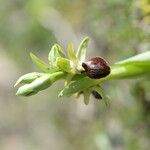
[{"left": 82, "top": 57, "right": 110, "bottom": 79}]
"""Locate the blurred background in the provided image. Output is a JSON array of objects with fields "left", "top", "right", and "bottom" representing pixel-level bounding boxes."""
[{"left": 0, "top": 0, "right": 150, "bottom": 149}]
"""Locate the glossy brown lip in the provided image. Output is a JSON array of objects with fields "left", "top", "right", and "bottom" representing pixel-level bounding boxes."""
[{"left": 82, "top": 57, "right": 110, "bottom": 79}]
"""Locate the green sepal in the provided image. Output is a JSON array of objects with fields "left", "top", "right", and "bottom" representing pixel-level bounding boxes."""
[
  {"left": 48, "top": 44, "right": 65, "bottom": 66},
  {"left": 56, "top": 57, "right": 74, "bottom": 73},
  {"left": 14, "top": 72, "right": 45, "bottom": 87},
  {"left": 76, "top": 37, "right": 89, "bottom": 62},
  {"left": 30, "top": 53, "right": 51, "bottom": 73}
]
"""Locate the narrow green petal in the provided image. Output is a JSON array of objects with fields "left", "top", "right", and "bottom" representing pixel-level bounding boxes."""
[
  {"left": 67, "top": 43, "right": 77, "bottom": 61},
  {"left": 83, "top": 90, "right": 91, "bottom": 105},
  {"left": 76, "top": 37, "right": 89, "bottom": 62}
]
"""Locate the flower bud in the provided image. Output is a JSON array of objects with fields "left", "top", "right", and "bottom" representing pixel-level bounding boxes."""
[{"left": 16, "top": 74, "right": 52, "bottom": 96}]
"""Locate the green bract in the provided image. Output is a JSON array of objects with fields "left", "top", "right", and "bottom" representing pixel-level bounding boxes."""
[{"left": 14, "top": 37, "right": 150, "bottom": 105}]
